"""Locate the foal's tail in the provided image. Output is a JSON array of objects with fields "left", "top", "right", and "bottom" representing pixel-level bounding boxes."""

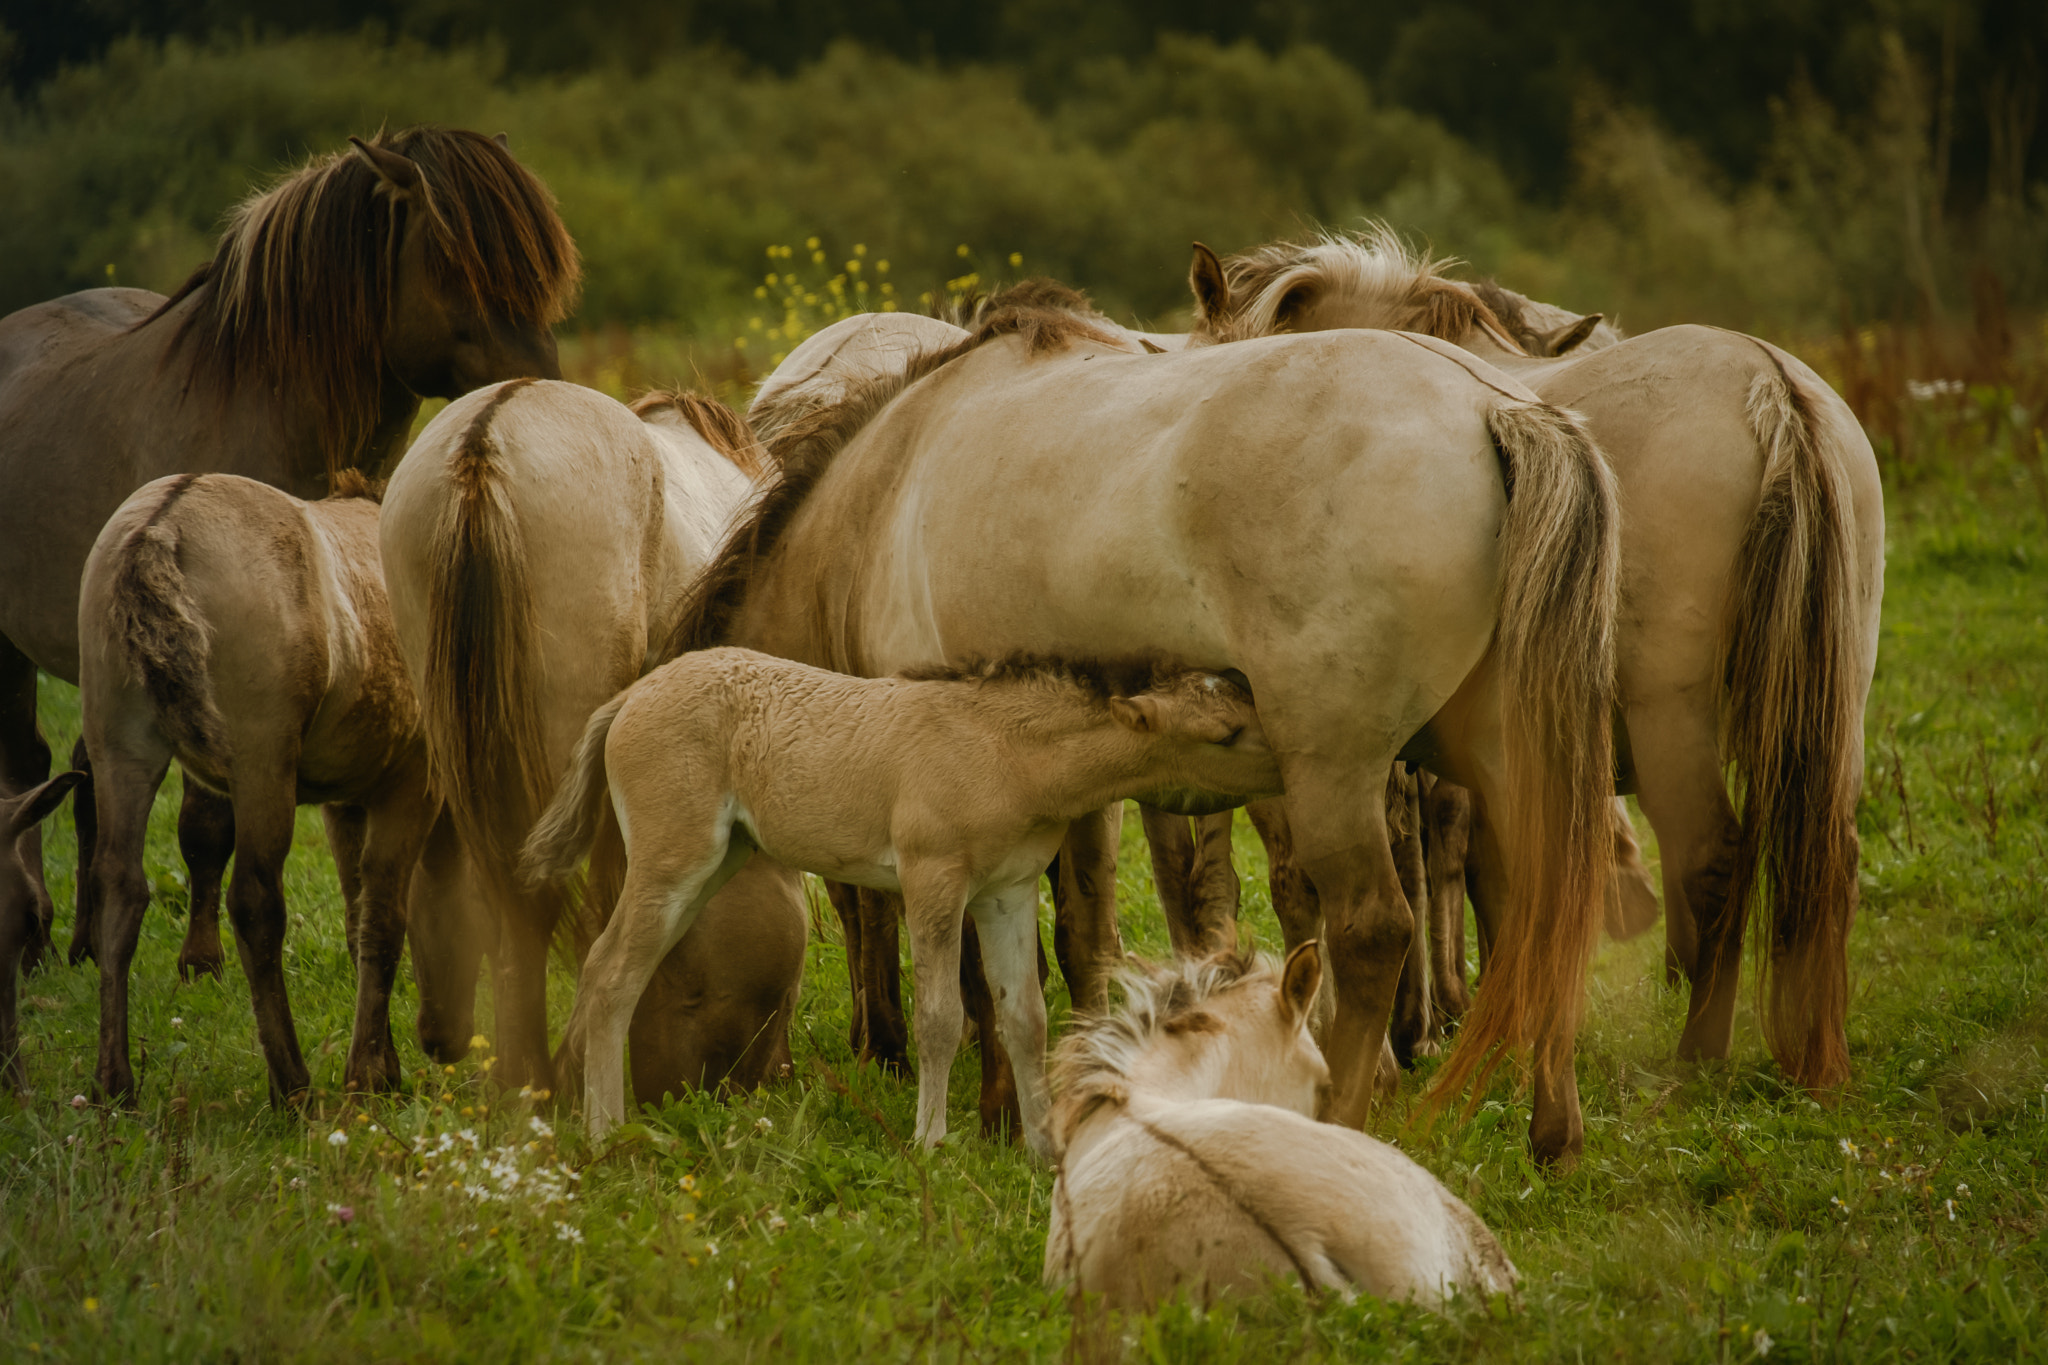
[
  {"left": 1721, "top": 353, "right": 1865, "bottom": 1093},
  {"left": 419, "top": 386, "right": 556, "bottom": 906},
  {"left": 520, "top": 693, "right": 627, "bottom": 888},
  {"left": 1430, "top": 400, "right": 1621, "bottom": 1104},
  {"left": 107, "top": 487, "right": 230, "bottom": 759}
]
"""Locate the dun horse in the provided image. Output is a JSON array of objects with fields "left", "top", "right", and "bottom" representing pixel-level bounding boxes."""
[
  {"left": 380, "top": 380, "right": 804, "bottom": 1099},
  {"left": 76, "top": 473, "right": 443, "bottom": 1103},
  {"left": 0, "top": 127, "right": 577, "bottom": 991},
  {"left": 1188, "top": 229, "right": 1884, "bottom": 1097},
  {"left": 523, "top": 649, "right": 1284, "bottom": 1150},
  {"left": 1046, "top": 947, "right": 1519, "bottom": 1311},
  {"left": 683, "top": 282, "right": 1620, "bottom": 1163}
]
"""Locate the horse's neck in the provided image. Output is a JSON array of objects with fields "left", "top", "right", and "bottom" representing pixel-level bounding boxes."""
[{"left": 994, "top": 699, "right": 1158, "bottom": 816}]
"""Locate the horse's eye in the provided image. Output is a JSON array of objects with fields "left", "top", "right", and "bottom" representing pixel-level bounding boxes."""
[{"left": 1220, "top": 726, "right": 1244, "bottom": 747}]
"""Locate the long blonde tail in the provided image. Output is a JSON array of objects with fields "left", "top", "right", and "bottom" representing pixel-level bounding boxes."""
[
  {"left": 1722, "top": 357, "right": 1863, "bottom": 1091},
  {"left": 1430, "top": 400, "right": 1621, "bottom": 1101},
  {"left": 520, "top": 693, "right": 627, "bottom": 889}
]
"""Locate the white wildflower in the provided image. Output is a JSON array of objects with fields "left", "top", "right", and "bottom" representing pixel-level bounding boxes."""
[
  {"left": 555, "top": 1221, "right": 584, "bottom": 1244},
  {"left": 1753, "top": 1328, "right": 1774, "bottom": 1356},
  {"left": 327, "top": 1130, "right": 348, "bottom": 1148},
  {"left": 1946, "top": 1199, "right": 1957, "bottom": 1222},
  {"left": 528, "top": 1116, "right": 553, "bottom": 1139}
]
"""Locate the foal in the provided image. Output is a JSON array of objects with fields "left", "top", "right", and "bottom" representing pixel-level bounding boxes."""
[
  {"left": 1045, "top": 946, "right": 1519, "bottom": 1312},
  {"left": 522, "top": 648, "right": 1284, "bottom": 1151},
  {"left": 78, "top": 472, "right": 443, "bottom": 1103}
]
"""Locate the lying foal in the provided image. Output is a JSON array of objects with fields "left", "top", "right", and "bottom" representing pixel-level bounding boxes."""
[{"left": 522, "top": 648, "right": 1283, "bottom": 1153}]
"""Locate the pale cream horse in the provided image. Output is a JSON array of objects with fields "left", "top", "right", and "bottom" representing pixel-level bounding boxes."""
[
  {"left": 379, "top": 381, "right": 806, "bottom": 1100},
  {"left": 1046, "top": 946, "right": 1518, "bottom": 1312},
  {"left": 1191, "top": 229, "right": 1885, "bottom": 1096},
  {"left": 679, "top": 283, "right": 1620, "bottom": 1164},
  {"left": 522, "top": 649, "right": 1286, "bottom": 1150}
]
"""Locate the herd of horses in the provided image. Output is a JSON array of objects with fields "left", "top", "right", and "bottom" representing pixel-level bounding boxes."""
[{"left": 0, "top": 124, "right": 1885, "bottom": 1305}]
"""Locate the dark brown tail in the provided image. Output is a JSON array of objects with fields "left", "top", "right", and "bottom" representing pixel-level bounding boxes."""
[
  {"left": 107, "top": 492, "right": 230, "bottom": 760},
  {"left": 419, "top": 387, "right": 557, "bottom": 922},
  {"left": 1722, "top": 356, "right": 1864, "bottom": 1092},
  {"left": 1430, "top": 400, "right": 1621, "bottom": 1103}
]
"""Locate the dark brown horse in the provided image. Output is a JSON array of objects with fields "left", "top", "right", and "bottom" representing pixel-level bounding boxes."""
[
  {"left": 1, "top": 773, "right": 84, "bottom": 1091},
  {"left": 0, "top": 126, "right": 578, "bottom": 991}
]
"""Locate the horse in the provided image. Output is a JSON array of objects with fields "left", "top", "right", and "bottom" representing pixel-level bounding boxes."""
[
  {"left": 1, "top": 773, "right": 84, "bottom": 1091},
  {"left": 379, "top": 380, "right": 805, "bottom": 1099},
  {"left": 0, "top": 126, "right": 578, "bottom": 987},
  {"left": 523, "top": 649, "right": 1285, "bottom": 1149},
  {"left": 671, "top": 281, "right": 1621, "bottom": 1164},
  {"left": 75, "top": 472, "right": 448, "bottom": 1103},
  {"left": 1188, "top": 229, "right": 1885, "bottom": 1095},
  {"left": 1045, "top": 945, "right": 1519, "bottom": 1312}
]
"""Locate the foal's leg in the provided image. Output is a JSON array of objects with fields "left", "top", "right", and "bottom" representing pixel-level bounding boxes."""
[
  {"left": 900, "top": 863, "right": 973, "bottom": 1149},
  {"left": 973, "top": 880, "right": 1054, "bottom": 1160},
  {"left": 176, "top": 783, "right": 234, "bottom": 980},
  {"left": 1047, "top": 803, "right": 1123, "bottom": 1013},
  {"left": 0, "top": 637, "right": 55, "bottom": 965},
  {"left": 342, "top": 788, "right": 431, "bottom": 1093},
  {"left": 322, "top": 804, "right": 368, "bottom": 966},
  {"left": 86, "top": 733, "right": 172, "bottom": 1103},
  {"left": 222, "top": 754, "right": 313, "bottom": 1107}
]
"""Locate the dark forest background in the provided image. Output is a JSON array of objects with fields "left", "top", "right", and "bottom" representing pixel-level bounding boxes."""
[{"left": 3, "top": 0, "right": 2044, "bottom": 339}]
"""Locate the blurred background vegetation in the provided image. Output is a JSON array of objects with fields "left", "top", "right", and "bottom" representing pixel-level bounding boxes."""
[{"left": 2, "top": 0, "right": 2045, "bottom": 411}]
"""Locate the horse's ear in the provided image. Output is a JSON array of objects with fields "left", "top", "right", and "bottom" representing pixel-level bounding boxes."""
[
  {"left": 1541, "top": 313, "right": 1604, "bottom": 356},
  {"left": 2, "top": 770, "right": 84, "bottom": 839},
  {"left": 493, "top": 132, "right": 511, "bottom": 151},
  {"left": 1189, "top": 243, "right": 1229, "bottom": 324},
  {"left": 1110, "top": 696, "right": 1161, "bottom": 733},
  {"left": 1279, "top": 939, "right": 1322, "bottom": 1026},
  {"left": 349, "top": 136, "right": 423, "bottom": 196}
]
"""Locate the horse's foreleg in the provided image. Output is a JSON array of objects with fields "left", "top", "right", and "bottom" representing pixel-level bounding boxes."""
[
  {"left": 1246, "top": 798, "right": 1319, "bottom": 953},
  {"left": 973, "top": 882, "right": 1053, "bottom": 1160},
  {"left": 86, "top": 740, "right": 171, "bottom": 1104},
  {"left": 901, "top": 865, "right": 972, "bottom": 1149},
  {"left": 408, "top": 809, "right": 489, "bottom": 1065},
  {"left": 1049, "top": 802, "right": 1123, "bottom": 1014},
  {"left": 0, "top": 636, "right": 54, "bottom": 966},
  {"left": 343, "top": 789, "right": 431, "bottom": 1094},
  {"left": 322, "top": 804, "right": 369, "bottom": 963},
  {"left": 827, "top": 880, "right": 910, "bottom": 1074},
  {"left": 222, "top": 763, "right": 311, "bottom": 1108},
  {"left": 175, "top": 782, "right": 234, "bottom": 980},
  {"left": 1388, "top": 768, "right": 1434, "bottom": 1065}
]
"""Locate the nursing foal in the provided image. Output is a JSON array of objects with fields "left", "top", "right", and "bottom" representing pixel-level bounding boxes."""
[
  {"left": 1046, "top": 946, "right": 1518, "bottom": 1311},
  {"left": 522, "top": 649, "right": 1284, "bottom": 1152}
]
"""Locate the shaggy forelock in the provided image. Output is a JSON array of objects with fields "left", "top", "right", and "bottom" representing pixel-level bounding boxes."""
[{"left": 1050, "top": 951, "right": 1275, "bottom": 1097}]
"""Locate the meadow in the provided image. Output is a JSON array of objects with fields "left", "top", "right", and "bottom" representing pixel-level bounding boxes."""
[{"left": 0, "top": 367, "right": 2040, "bottom": 1362}]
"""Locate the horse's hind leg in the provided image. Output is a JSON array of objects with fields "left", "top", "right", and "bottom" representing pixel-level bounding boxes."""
[
  {"left": 0, "top": 636, "right": 54, "bottom": 964},
  {"left": 1048, "top": 802, "right": 1123, "bottom": 1013},
  {"left": 176, "top": 783, "right": 234, "bottom": 980},
  {"left": 959, "top": 920, "right": 1020, "bottom": 1140},
  {"left": 408, "top": 809, "right": 490, "bottom": 1065},
  {"left": 972, "top": 881, "right": 1053, "bottom": 1160},
  {"left": 1388, "top": 768, "right": 1435, "bottom": 1064},
  {"left": 1420, "top": 774, "right": 1473, "bottom": 1029},
  {"left": 52, "top": 740, "right": 93, "bottom": 972},
  {"left": 1138, "top": 806, "right": 1239, "bottom": 957},
  {"left": 828, "top": 881, "right": 909, "bottom": 1075},
  {"left": 85, "top": 730, "right": 172, "bottom": 1103},
  {"left": 342, "top": 788, "right": 431, "bottom": 1093},
  {"left": 222, "top": 757, "right": 312, "bottom": 1106}
]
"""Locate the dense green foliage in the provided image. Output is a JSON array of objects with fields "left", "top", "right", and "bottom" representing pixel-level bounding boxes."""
[{"left": 2, "top": 452, "right": 2043, "bottom": 1361}]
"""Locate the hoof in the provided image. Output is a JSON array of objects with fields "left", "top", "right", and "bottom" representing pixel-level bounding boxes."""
[{"left": 177, "top": 951, "right": 226, "bottom": 982}]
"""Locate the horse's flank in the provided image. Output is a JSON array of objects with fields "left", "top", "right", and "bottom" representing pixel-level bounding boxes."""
[{"left": 631, "top": 389, "right": 770, "bottom": 480}]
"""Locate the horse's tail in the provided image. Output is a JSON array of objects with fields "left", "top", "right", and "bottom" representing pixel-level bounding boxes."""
[
  {"left": 1721, "top": 356, "right": 1863, "bottom": 1092},
  {"left": 107, "top": 484, "right": 230, "bottom": 760},
  {"left": 419, "top": 392, "right": 555, "bottom": 909},
  {"left": 520, "top": 692, "right": 626, "bottom": 889},
  {"left": 1430, "top": 399, "right": 1621, "bottom": 1104}
]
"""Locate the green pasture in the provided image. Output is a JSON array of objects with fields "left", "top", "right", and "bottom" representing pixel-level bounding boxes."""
[{"left": 2, "top": 459, "right": 2045, "bottom": 1362}]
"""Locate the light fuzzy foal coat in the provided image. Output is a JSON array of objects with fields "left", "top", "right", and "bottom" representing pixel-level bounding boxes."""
[{"left": 522, "top": 648, "right": 1284, "bottom": 1152}]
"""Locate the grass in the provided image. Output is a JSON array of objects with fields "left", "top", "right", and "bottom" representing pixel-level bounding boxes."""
[{"left": 3, "top": 457, "right": 2045, "bottom": 1362}]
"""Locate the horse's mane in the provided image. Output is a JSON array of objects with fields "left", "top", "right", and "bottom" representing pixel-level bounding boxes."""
[
  {"left": 897, "top": 652, "right": 1232, "bottom": 706},
  {"left": 1469, "top": 279, "right": 1627, "bottom": 355},
  {"left": 1047, "top": 952, "right": 1272, "bottom": 1146},
  {"left": 1205, "top": 224, "right": 1519, "bottom": 351},
  {"left": 660, "top": 279, "right": 1121, "bottom": 661},
  {"left": 143, "top": 126, "right": 580, "bottom": 477},
  {"left": 325, "top": 468, "right": 386, "bottom": 503},
  {"left": 631, "top": 388, "right": 771, "bottom": 479}
]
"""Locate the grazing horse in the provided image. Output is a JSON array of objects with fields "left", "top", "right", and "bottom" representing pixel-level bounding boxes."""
[
  {"left": 1045, "top": 946, "right": 1518, "bottom": 1311},
  {"left": 1190, "top": 229, "right": 1885, "bottom": 1095},
  {"left": 76, "top": 473, "right": 442, "bottom": 1103},
  {"left": 380, "top": 381, "right": 804, "bottom": 1099},
  {"left": 0, "top": 126, "right": 578, "bottom": 984},
  {"left": 673, "top": 282, "right": 1621, "bottom": 1163},
  {"left": 1, "top": 774, "right": 84, "bottom": 1091},
  {"left": 523, "top": 649, "right": 1284, "bottom": 1149}
]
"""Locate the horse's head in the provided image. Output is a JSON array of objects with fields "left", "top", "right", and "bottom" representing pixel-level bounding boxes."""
[
  {"left": 1109, "top": 669, "right": 1282, "bottom": 814},
  {"left": 405, "top": 830, "right": 499, "bottom": 1066},
  {"left": 348, "top": 132, "right": 576, "bottom": 398}
]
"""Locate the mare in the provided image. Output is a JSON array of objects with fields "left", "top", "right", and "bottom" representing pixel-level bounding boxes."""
[
  {"left": 1, "top": 774, "right": 84, "bottom": 1091},
  {"left": 670, "top": 281, "right": 1622, "bottom": 1163},
  {"left": 1045, "top": 945, "right": 1518, "bottom": 1311},
  {"left": 1189, "top": 229, "right": 1885, "bottom": 1094},
  {"left": 380, "top": 381, "right": 804, "bottom": 1099},
  {"left": 0, "top": 127, "right": 577, "bottom": 990},
  {"left": 522, "top": 649, "right": 1284, "bottom": 1149},
  {"left": 76, "top": 473, "right": 444, "bottom": 1103}
]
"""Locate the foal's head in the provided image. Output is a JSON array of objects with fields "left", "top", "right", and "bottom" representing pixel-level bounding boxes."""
[
  {"left": 1048, "top": 944, "right": 1329, "bottom": 1152},
  {"left": 1108, "top": 670, "right": 1281, "bottom": 814}
]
